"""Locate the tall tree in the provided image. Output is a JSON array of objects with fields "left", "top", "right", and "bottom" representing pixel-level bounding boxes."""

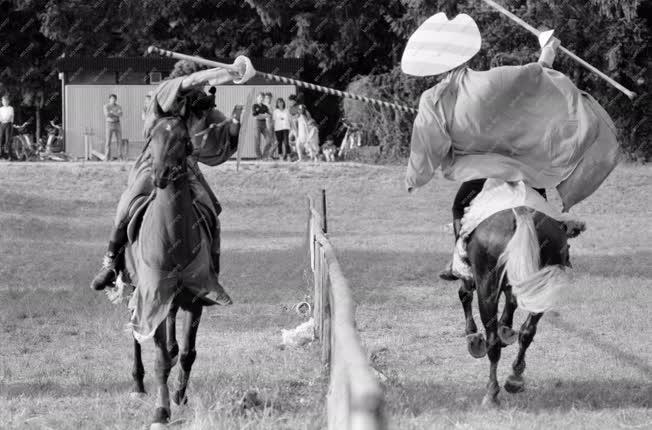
[{"left": 0, "top": 1, "right": 61, "bottom": 139}]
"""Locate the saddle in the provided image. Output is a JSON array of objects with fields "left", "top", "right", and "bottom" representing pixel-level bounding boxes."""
[{"left": 452, "top": 180, "right": 586, "bottom": 280}]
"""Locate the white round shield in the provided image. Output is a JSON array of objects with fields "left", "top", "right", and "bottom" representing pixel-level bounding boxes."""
[{"left": 401, "top": 13, "right": 482, "bottom": 77}]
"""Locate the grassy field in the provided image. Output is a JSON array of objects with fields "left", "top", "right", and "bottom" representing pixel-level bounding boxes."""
[{"left": 0, "top": 160, "right": 650, "bottom": 429}]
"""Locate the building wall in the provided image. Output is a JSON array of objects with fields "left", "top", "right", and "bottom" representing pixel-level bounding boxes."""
[{"left": 64, "top": 84, "right": 295, "bottom": 159}]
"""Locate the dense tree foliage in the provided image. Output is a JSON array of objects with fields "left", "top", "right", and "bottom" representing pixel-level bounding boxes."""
[{"left": 1, "top": 0, "right": 649, "bottom": 158}]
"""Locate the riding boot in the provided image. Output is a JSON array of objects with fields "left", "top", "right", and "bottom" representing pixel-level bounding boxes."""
[
  {"left": 207, "top": 247, "right": 233, "bottom": 306},
  {"left": 90, "top": 226, "right": 128, "bottom": 291},
  {"left": 439, "top": 218, "right": 462, "bottom": 281}
]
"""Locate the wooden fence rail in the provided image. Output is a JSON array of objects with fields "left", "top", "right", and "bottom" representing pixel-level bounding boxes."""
[{"left": 307, "top": 194, "right": 386, "bottom": 430}]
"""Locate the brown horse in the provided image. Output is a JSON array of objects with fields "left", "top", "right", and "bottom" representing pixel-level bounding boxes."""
[
  {"left": 458, "top": 207, "right": 576, "bottom": 407},
  {"left": 123, "top": 116, "right": 219, "bottom": 429}
]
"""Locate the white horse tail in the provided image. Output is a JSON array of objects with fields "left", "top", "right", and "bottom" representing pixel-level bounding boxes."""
[{"left": 497, "top": 208, "right": 569, "bottom": 313}]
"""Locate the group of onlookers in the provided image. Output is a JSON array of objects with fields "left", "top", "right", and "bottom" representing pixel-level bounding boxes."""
[
  {"left": 0, "top": 88, "right": 357, "bottom": 163},
  {"left": 253, "top": 92, "right": 324, "bottom": 162}
]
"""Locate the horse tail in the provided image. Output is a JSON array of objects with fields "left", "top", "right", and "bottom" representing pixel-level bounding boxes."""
[{"left": 497, "top": 208, "right": 569, "bottom": 313}]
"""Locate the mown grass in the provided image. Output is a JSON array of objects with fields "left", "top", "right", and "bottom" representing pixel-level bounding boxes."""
[{"left": 0, "top": 160, "right": 650, "bottom": 429}]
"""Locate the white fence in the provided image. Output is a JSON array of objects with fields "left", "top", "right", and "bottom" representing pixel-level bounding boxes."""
[{"left": 307, "top": 193, "right": 385, "bottom": 430}]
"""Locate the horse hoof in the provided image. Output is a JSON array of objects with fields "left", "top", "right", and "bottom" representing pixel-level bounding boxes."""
[
  {"left": 172, "top": 390, "right": 188, "bottom": 406},
  {"left": 481, "top": 393, "right": 500, "bottom": 408},
  {"left": 129, "top": 391, "right": 147, "bottom": 400},
  {"left": 504, "top": 375, "right": 525, "bottom": 394},
  {"left": 498, "top": 326, "right": 518, "bottom": 346},
  {"left": 466, "top": 333, "right": 487, "bottom": 358},
  {"left": 151, "top": 407, "right": 170, "bottom": 428}
]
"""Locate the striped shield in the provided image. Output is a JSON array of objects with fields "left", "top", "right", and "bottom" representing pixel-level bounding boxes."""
[{"left": 401, "top": 13, "right": 482, "bottom": 76}]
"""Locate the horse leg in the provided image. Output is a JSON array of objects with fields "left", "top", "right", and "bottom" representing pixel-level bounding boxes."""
[
  {"left": 459, "top": 280, "right": 485, "bottom": 358},
  {"left": 172, "top": 304, "right": 202, "bottom": 406},
  {"left": 167, "top": 303, "right": 179, "bottom": 368},
  {"left": 505, "top": 312, "right": 543, "bottom": 394},
  {"left": 478, "top": 280, "right": 501, "bottom": 407},
  {"left": 151, "top": 322, "right": 172, "bottom": 429},
  {"left": 497, "top": 287, "right": 518, "bottom": 346},
  {"left": 130, "top": 335, "right": 146, "bottom": 398}
]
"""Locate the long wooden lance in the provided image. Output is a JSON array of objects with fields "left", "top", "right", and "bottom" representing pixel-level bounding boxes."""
[
  {"left": 147, "top": 46, "right": 418, "bottom": 114},
  {"left": 480, "top": 0, "right": 637, "bottom": 100}
]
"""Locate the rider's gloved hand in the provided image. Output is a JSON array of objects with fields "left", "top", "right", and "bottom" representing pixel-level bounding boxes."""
[
  {"left": 229, "top": 56, "right": 256, "bottom": 84},
  {"left": 538, "top": 30, "right": 561, "bottom": 68}
]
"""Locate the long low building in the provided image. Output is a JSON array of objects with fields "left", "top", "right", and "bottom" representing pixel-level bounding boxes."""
[{"left": 56, "top": 56, "right": 301, "bottom": 159}]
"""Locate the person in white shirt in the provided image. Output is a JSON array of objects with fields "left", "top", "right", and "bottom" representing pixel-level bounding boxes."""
[
  {"left": 305, "top": 118, "right": 321, "bottom": 162},
  {"left": 295, "top": 104, "right": 310, "bottom": 161},
  {"left": 272, "top": 98, "right": 291, "bottom": 160},
  {"left": 0, "top": 95, "right": 15, "bottom": 160},
  {"left": 141, "top": 94, "right": 152, "bottom": 121},
  {"left": 103, "top": 94, "right": 123, "bottom": 160}
]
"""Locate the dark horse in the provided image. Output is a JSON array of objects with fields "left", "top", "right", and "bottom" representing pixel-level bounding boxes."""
[
  {"left": 459, "top": 206, "right": 576, "bottom": 407},
  {"left": 124, "top": 116, "right": 219, "bottom": 429}
]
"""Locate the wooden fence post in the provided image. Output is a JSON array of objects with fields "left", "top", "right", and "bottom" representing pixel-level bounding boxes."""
[
  {"left": 322, "top": 188, "right": 328, "bottom": 233},
  {"left": 321, "top": 248, "right": 331, "bottom": 369}
]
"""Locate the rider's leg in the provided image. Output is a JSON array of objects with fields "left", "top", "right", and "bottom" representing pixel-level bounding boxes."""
[
  {"left": 439, "top": 179, "right": 487, "bottom": 281},
  {"left": 90, "top": 157, "right": 154, "bottom": 290}
]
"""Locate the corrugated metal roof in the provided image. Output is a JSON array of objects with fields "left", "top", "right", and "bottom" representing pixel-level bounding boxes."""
[{"left": 56, "top": 56, "right": 303, "bottom": 76}]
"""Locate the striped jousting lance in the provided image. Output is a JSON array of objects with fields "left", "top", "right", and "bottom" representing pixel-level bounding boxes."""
[{"left": 147, "top": 46, "right": 418, "bottom": 114}]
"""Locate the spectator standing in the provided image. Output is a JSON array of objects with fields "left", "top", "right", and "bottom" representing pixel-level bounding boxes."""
[
  {"left": 103, "top": 94, "right": 123, "bottom": 160},
  {"left": 305, "top": 118, "right": 321, "bottom": 162},
  {"left": 141, "top": 94, "right": 152, "bottom": 121},
  {"left": 287, "top": 94, "right": 300, "bottom": 158},
  {"left": 252, "top": 92, "right": 271, "bottom": 159},
  {"left": 296, "top": 104, "right": 319, "bottom": 161},
  {"left": 0, "top": 95, "right": 14, "bottom": 159},
  {"left": 263, "top": 92, "right": 275, "bottom": 156},
  {"left": 273, "top": 98, "right": 291, "bottom": 161}
]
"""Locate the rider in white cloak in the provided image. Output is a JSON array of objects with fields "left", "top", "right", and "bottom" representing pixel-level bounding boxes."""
[
  {"left": 90, "top": 57, "right": 256, "bottom": 303},
  {"left": 402, "top": 13, "right": 619, "bottom": 280}
]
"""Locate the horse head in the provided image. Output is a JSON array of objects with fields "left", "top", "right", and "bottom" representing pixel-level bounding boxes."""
[{"left": 149, "top": 116, "right": 193, "bottom": 189}]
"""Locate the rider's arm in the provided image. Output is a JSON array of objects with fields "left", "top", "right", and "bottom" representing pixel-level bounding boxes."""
[
  {"left": 180, "top": 68, "right": 233, "bottom": 90},
  {"left": 180, "top": 56, "right": 255, "bottom": 90}
]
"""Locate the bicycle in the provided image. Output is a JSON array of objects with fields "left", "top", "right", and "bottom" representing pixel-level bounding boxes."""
[
  {"left": 11, "top": 121, "right": 41, "bottom": 161},
  {"left": 338, "top": 119, "right": 363, "bottom": 159}
]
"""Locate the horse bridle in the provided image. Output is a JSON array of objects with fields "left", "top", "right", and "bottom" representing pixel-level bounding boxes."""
[
  {"left": 148, "top": 116, "right": 226, "bottom": 184},
  {"left": 147, "top": 116, "right": 194, "bottom": 184}
]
